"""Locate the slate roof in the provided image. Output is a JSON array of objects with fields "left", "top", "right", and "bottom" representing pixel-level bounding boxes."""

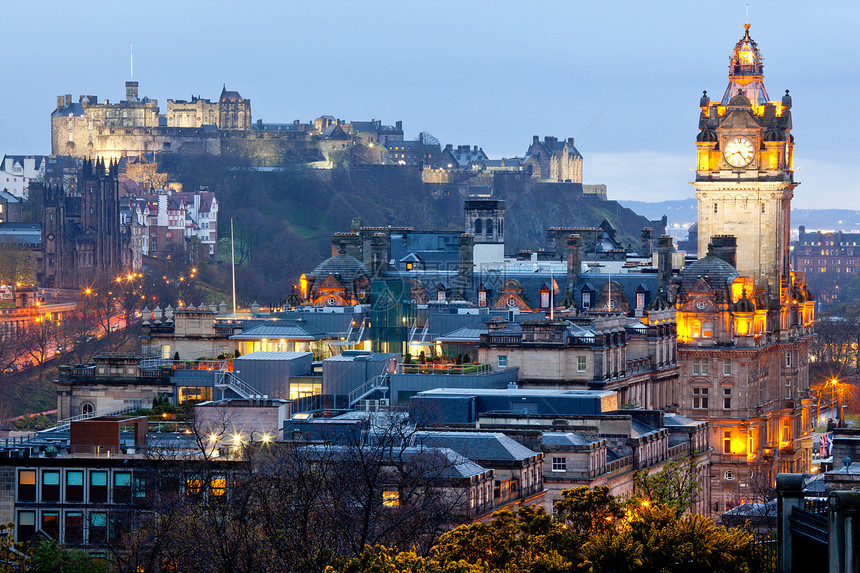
[
  {"left": 416, "top": 431, "right": 539, "bottom": 463},
  {"left": 678, "top": 255, "right": 739, "bottom": 297},
  {"left": 541, "top": 432, "right": 598, "bottom": 447},
  {"left": 1, "top": 155, "right": 46, "bottom": 171},
  {"left": 309, "top": 254, "right": 370, "bottom": 281},
  {"left": 630, "top": 419, "right": 659, "bottom": 438},
  {"left": 0, "top": 222, "right": 41, "bottom": 245},
  {"left": 51, "top": 103, "right": 85, "bottom": 117},
  {"left": 229, "top": 322, "right": 324, "bottom": 341},
  {"left": 298, "top": 445, "right": 490, "bottom": 481},
  {"left": 0, "top": 190, "right": 22, "bottom": 203},
  {"left": 435, "top": 325, "right": 487, "bottom": 343}
]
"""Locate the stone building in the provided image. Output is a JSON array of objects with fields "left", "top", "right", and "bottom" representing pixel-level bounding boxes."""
[
  {"left": 51, "top": 83, "right": 160, "bottom": 159},
  {"left": 217, "top": 86, "right": 252, "bottom": 130},
  {"left": 40, "top": 159, "right": 134, "bottom": 288},
  {"left": 524, "top": 136, "right": 583, "bottom": 183},
  {"left": 792, "top": 226, "right": 860, "bottom": 305},
  {"left": 675, "top": 25, "right": 816, "bottom": 514},
  {"left": 166, "top": 95, "right": 219, "bottom": 128}
]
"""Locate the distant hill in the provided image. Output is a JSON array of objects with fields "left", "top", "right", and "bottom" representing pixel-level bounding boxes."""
[{"left": 620, "top": 199, "right": 860, "bottom": 232}]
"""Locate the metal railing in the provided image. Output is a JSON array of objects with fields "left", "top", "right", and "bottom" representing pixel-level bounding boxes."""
[
  {"left": 215, "top": 365, "right": 262, "bottom": 400},
  {"left": 397, "top": 362, "right": 493, "bottom": 375},
  {"left": 40, "top": 402, "right": 144, "bottom": 434},
  {"left": 348, "top": 363, "right": 391, "bottom": 406}
]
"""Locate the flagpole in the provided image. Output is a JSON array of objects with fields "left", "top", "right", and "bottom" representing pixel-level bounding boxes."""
[
  {"left": 550, "top": 269, "right": 554, "bottom": 320},
  {"left": 608, "top": 269, "right": 611, "bottom": 312},
  {"left": 231, "top": 218, "right": 237, "bottom": 316}
]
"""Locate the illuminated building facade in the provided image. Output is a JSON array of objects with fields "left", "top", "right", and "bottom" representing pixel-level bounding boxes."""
[{"left": 675, "top": 25, "right": 816, "bottom": 514}]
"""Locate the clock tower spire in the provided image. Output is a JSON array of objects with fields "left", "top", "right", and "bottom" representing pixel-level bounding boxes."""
[{"left": 692, "top": 23, "right": 796, "bottom": 307}]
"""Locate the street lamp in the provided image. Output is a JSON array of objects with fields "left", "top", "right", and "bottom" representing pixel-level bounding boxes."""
[{"left": 831, "top": 378, "right": 840, "bottom": 427}]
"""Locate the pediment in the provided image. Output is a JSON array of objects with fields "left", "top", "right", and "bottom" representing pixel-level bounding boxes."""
[
  {"left": 318, "top": 274, "right": 344, "bottom": 290},
  {"left": 720, "top": 109, "right": 760, "bottom": 130},
  {"left": 493, "top": 293, "right": 532, "bottom": 312},
  {"left": 689, "top": 277, "right": 715, "bottom": 294}
]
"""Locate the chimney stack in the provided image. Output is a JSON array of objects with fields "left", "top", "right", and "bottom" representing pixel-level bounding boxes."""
[
  {"left": 656, "top": 235, "right": 674, "bottom": 293},
  {"left": 369, "top": 233, "right": 388, "bottom": 279},
  {"left": 64, "top": 94, "right": 72, "bottom": 107},
  {"left": 56, "top": 95, "right": 64, "bottom": 110},
  {"left": 566, "top": 234, "right": 582, "bottom": 297},
  {"left": 710, "top": 235, "right": 737, "bottom": 268},
  {"left": 640, "top": 227, "right": 654, "bottom": 258}
]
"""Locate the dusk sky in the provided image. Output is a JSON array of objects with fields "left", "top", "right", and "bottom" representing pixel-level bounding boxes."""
[{"left": 1, "top": 1, "right": 857, "bottom": 208}]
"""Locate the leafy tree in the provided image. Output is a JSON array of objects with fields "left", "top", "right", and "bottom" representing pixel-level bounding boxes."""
[
  {"left": 0, "top": 522, "right": 29, "bottom": 572},
  {"left": 582, "top": 504, "right": 765, "bottom": 573},
  {"left": 552, "top": 486, "right": 624, "bottom": 537},
  {"left": 30, "top": 540, "right": 110, "bottom": 573},
  {"left": 633, "top": 456, "right": 702, "bottom": 514}
]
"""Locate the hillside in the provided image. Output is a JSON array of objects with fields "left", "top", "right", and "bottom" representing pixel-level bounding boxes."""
[
  {"left": 620, "top": 198, "right": 860, "bottom": 233},
  {"left": 164, "top": 157, "right": 657, "bottom": 304}
]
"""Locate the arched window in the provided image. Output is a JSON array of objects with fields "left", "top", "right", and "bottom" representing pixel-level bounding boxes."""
[
  {"left": 81, "top": 403, "right": 95, "bottom": 416},
  {"left": 474, "top": 219, "right": 482, "bottom": 235},
  {"left": 486, "top": 219, "right": 494, "bottom": 237}
]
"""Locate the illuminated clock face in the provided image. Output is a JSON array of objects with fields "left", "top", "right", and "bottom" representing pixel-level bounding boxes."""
[{"left": 723, "top": 137, "right": 755, "bottom": 167}]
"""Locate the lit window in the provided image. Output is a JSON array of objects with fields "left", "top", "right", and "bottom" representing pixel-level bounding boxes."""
[
  {"left": 691, "top": 320, "right": 701, "bottom": 338},
  {"left": 185, "top": 479, "right": 203, "bottom": 496},
  {"left": 552, "top": 457, "right": 567, "bottom": 472},
  {"left": 383, "top": 490, "right": 399, "bottom": 507},
  {"left": 702, "top": 321, "right": 713, "bottom": 337},
  {"left": 211, "top": 477, "right": 226, "bottom": 496},
  {"left": 18, "top": 470, "right": 36, "bottom": 501},
  {"left": 723, "top": 430, "right": 732, "bottom": 454},
  {"left": 581, "top": 292, "right": 591, "bottom": 308},
  {"left": 785, "top": 352, "right": 792, "bottom": 367}
]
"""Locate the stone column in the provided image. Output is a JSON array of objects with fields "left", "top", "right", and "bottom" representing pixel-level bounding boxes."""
[
  {"left": 828, "top": 490, "right": 860, "bottom": 573},
  {"left": 776, "top": 473, "right": 805, "bottom": 573}
]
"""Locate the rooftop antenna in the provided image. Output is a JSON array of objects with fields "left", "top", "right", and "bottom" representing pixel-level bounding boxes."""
[
  {"left": 130, "top": 43, "right": 133, "bottom": 80},
  {"left": 745, "top": 3, "right": 749, "bottom": 25}
]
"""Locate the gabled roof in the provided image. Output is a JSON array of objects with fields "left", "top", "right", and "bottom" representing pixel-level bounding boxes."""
[
  {"left": 415, "top": 431, "right": 540, "bottom": 463},
  {"left": 229, "top": 322, "right": 325, "bottom": 341},
  {"left": 541, "top": 432, "right": 598, "bottom": 447},
  {"left": 434, "top": 325, "right": 487, "bottom": 343}
]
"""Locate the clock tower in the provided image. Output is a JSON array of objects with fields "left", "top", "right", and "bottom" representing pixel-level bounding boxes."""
[{"left": 693, "top": 24, "right": 796, "bottom": 305}]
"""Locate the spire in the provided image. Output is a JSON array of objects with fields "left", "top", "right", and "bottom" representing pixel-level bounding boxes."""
[
  {"left": 729, "top": 23, "right": 763, "bottom": 79},
  {"left": 720, "top": 23, "right": 768, "bottom": 105}
]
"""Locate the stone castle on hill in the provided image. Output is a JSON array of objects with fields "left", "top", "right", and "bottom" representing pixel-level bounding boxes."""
[{"left": 50, "top": 80, "right": 590, "bottom": 192}]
